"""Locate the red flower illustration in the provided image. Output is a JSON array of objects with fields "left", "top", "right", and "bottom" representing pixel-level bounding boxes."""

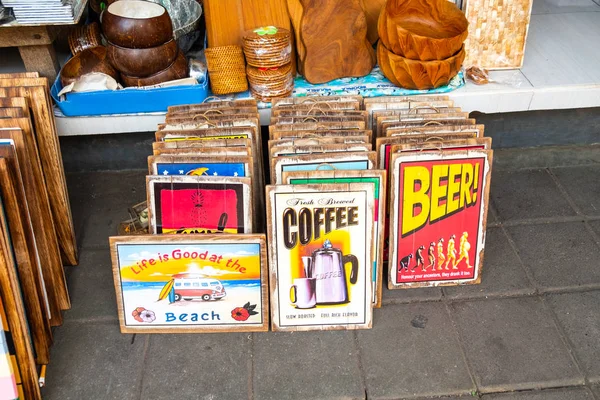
[
  {"left": 231, "top": 307, "right": 250, "bottom": 321},
  {"left": 131, "top": 307, "right": 146, "bottom": 323},
  {"left": 231, "top": 302, "right": 259, "bottom": 321}
]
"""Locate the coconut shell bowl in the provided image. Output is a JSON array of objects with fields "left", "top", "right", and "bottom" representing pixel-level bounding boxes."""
[
  {"left": 102, "top": 0, "right": 173, "bottom": 49},
  {"left": 378, "top": 0, "right": 468, "bottom": 61},
  {"left": 60, "top": 46, "right": 119, "bottom": 87}
]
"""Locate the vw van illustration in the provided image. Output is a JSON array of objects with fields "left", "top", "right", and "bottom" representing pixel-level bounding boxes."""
[{"left": 158, "top": 273, "right": 227, "bottom": 303}]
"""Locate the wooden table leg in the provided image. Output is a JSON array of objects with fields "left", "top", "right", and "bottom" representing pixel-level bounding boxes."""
[{"left": 18, "top": 44, "right": 60, "bottom": 83}]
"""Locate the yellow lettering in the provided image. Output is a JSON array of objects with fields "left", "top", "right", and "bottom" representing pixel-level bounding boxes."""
[
  {"left": 402, "top": 166, "right": 430, "bottom": 236},
  {"left": 460, "top": 163, "right": 474, "bottom": 208},
  {"left": 446, "top": 164, "right": 462, "bottom": 214},
  {"left": 430, "top": 164, "right": 448, "bottom": 223}
]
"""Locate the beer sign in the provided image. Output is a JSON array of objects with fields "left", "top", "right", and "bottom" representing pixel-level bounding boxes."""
[
  {"left": 266, "top": 184, "right": 375, "bottom": 331},
  {"left": 388, "top": 150, "right": 493, "bottom": 288}
]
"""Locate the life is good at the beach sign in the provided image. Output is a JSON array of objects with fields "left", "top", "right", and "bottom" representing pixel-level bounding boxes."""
[{"left": 110, "top": 234, "right": 269, "bottom": 333}]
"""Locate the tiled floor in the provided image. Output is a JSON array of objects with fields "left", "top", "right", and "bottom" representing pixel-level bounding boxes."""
[{"left": 43, "top": 144, "right": 600, "bottom": 400}]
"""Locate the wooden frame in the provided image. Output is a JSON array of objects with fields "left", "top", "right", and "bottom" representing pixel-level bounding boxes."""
[
  {"left": 385, "top": 124, "right": 485, "bottom": 137},
  {"left": 270, "top": 143, "right": 372, "bottom": 158},
  {"left": 388, "top": 150, "right": 493, "bottom": 289},
  {"left": 158, "top": 117, "right": 260, "bottom": 132},
  {"left": 152, "top": 146, "right": 251, "bottom": 157},
  {"left": 266, "top": 183, "right": 375, "bottom": 331},
  {"left": 390, "top": 137, "right": 492, "bottom": 153},
  {"left": 376, "top": 133, "right": 479, "bottom": 170},
  {"left": 271, "top": 95, "right": 364, "bottom": 108},
  {"left": 0, "top": 126, "right": 68, "bottom": 318},
  {"left": 376, "top": 113, "right": 471, "bottom": 137},
  {"left": 268, "top": 121, "right": 366, "bottom": 137},
  {"left": 0, "top": 107, "right": 25, "bottom": 118},
  {"left": 167, "top": 99, "right": 257, "bottom": 115},
  {"left": 281, "top": 170, "right": 387, "bottom": 308},
  {"left": 165, "top": 108, "right": 259, "bottom": 123},
  {"left": 365, "top": 97, "right": 453, "bottom": 128},
  {"left": 270, "top": 129, "right": 373, "bottom": 142},
  {"left": 0, "top": 193, "right": 41, "bottom": 399},
  {"left": 270, "top": 151, "right": 377, "bottom": 184},
  {"left": 110, "top": 234, "right": 269, "bottom": 333},
  {"left": 147, "top": 154, "right": 253, "bottom": 177},
  {"left": 152, "top": 138, "right": 252, "bottom": 154},
  {"left": 146, "top": 175, "right": 253, "bottom": 235},
  {"left": 267, "top": 136, "right": 370, "bottom": 156},
  {"left": 271, "top": 101, "right": 361, "bottom": 114},
  {"left": 0, "top": 79, "right": 77, "bottom": 266},
  {"left": 0, "top": 155, "right": 51, "bottom": 363}
]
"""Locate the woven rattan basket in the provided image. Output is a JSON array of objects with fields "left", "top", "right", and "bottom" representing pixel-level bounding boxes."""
[{"left": 205, "top": 45, "right": 248, "bottom": 94}]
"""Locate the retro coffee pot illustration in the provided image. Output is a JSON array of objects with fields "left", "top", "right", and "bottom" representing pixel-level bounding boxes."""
[{"left": 300, "top": 239, "right": 359, "bottom": 305}]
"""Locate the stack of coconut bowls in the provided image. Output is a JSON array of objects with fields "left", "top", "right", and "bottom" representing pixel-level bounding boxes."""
[
  {"left": 377, "top": 0, "right": 468, "bottom": 90},
  {"left": 102, "top": 0, "right": 188, "bottom": 87}
]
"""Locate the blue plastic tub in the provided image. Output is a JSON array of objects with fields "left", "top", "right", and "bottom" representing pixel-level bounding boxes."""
[{"left": 51, "top": 76, "right": 209, "bottom": 117}]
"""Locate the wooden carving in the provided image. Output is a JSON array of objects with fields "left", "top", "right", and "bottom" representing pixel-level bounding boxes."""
[{"left": 299, "top": 0, "right": 375, "bottom": 84}]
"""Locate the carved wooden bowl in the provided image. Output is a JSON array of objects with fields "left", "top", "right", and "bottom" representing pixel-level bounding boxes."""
[
  {"left": 107, "top": 39, "right": 178, "bottom": 77},
  {"left": 120, "top": 50, "right": 188, "bottom": 87},
  {"left": 102, "top": 0, "right": 173, "bottom": 49},
  {"left": 60, "top": 46, "right": 119, "bottom": 87},
  {"left": 377, "top": 41, "right": 464, "bottom": 89},
  {"left": 378, "top": 0, "right": 468, "bottom": 61}
]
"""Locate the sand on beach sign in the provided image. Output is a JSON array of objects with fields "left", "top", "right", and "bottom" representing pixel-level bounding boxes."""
[{"left": 110, "top": 234, "right": 269, "bottom": 333}]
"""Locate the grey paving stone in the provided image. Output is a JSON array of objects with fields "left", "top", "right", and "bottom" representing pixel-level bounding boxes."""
[
  {"left": 42, "top": 321, "right": 145, "bottom": 400},
  {"left": 491, "top": 169, "right": 576, "bottom": 221},
  {"left": 141, "top": 333, "right": 251, "bottom": 400},
  {"left": 592, "top": 384, "right": 600, "bottom": 398},
  {"left": 357, "top": 302, "right": 474, "bottom": 399},
  {"left": 451, "top": 297, "right": 583, "bottom": 393},
  {"left": 546, "top": 291, "right": 600, "bottom": 382},
  {"left": 507, "top": 222, "right": 600, "bottom": 291},
  {"left": 443, "top": 228, "right": 535, "bottom": 299},
  {"left": 492, "top": 145, "right": 600, "bottom": 171},
  {"left": 588, "top": 220, "right": 600, "bottom": 238},
  {"left": 67, "top": 171, "right": 148, "bottom": 249},
  {"left": 382, "top": 285, "right": 443, "bottom": 304},
  {"left": 253, "top": 330, "right": 364, "bottom": 400},
  {"left": 552, "top": 166, "right": 600, "bottom": 216},
  {"left": 481, "top": 386, "right": 594, "bottom": 399},
  {"left": 64, "top": 249, "right": 118, "bottom": 321}
]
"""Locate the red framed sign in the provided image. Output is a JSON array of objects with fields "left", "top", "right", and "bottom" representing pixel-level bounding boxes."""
[{"left": 388, "top": 149, "right": 493, "bottom": 289}]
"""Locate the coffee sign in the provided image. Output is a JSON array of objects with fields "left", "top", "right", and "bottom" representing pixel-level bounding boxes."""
[{"left": 266, "top": 184, "right": 375, "bottom": 331}]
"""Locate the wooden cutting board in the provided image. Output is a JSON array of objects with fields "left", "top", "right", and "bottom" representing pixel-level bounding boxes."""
[
  {"left": 360, "top": 0, "right": 386, "bottom": 44},
  {"left": 205, "top": 0, "right": 291, "bottom": 47},
  {"left": 204, "top": 0, "right": 296, "bottom": 72},
  {"left": 287, "top": 0, "right": 305, "bottom": 72},
  {"left": 300, "top": 0, "right": 375, "bottom": 84}
]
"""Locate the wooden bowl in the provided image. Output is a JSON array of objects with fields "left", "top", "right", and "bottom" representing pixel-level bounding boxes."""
[
  {"left": 107, "top": 39, "right": 178, "bottom": 77},
  {"left": 60, "top": 46, "right": 119, "bottom": 87},
  {"left": 121, "top": 50, "right": 188, "bottom": 87},
  {"left": 102, "top": 0, "right": 173, "bottom": 49},
  {"left": 68, "top": 22, "right": 103, "bottom": 55},
  {"left": 378, "top": 0, "right": 468, "bottom": 61},
  {"left": 377, "top": 41, "right": 464, "bottom": 89}
]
